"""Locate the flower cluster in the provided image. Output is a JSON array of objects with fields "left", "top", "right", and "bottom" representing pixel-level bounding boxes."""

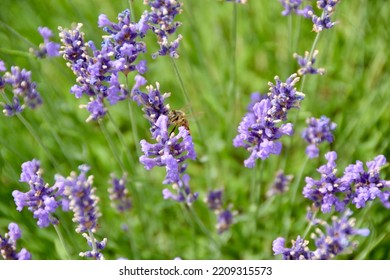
[
  {"left": 143, "top": 0, "right": 183, "bottom": 58},
  {"left": 293, "top": 50, "right": 325, "bottom": 76},
  {"left": 273, "top": 210, "right": 369, "bottom": 260},
  {"left": 0, "top": 223, "right": 31, "bottom": 260},
  {"left": 279, "top": 0, "right": 341, "bottom": 32},
  {"left": 301, "top": 115, "right": 336, "bottom": 158},
  {"left": 79, "top": 233, "right": 107, "bottom": 260},
  {"left": 58, "top": 164, "right": 101, "bottom": 233},
  {"left": 59, "top": 9, "right": 147, "bottom": 121},
  {"left": 134, "top": 80, "right": 198, "bottom": 204},
  {"left": 303, "top": 151, "right": 390, "bottom": 213},
  {"left": 31, "top": 27, "right": 60, "bottom": 58},
  {"left": 12, "top": 159, "right": 65, "bottom": 228},
  {"left": 205, "top": 189, "right": 235, "bottom": 234},
  {"left": 233, "top": 97, "right": 294, "bottom": 168},
  {"left": 267, "top": 170, "right": 293, "bottom": 197},
  {"left": 0, "top": 61, "right": 42, "bottom": 116},
  {"left": 108, "top": 173, "right": 132, "bottom": 213}
]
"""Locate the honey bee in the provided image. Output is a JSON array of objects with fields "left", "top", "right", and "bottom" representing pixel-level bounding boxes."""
[{"left": 168, "top": 109, "right": 191, "bottom": 135}]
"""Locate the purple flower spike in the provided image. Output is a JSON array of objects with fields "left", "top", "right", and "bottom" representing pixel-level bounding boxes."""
[
  {"left": 233, "top": 99, "right": 293, "bottom": 167},
  {"left": 60, "top": 165, "right": 101, "bottom": 233},
  {"left": 309, "top": 0, "right": 341, "bottom": 32},
  {"left": 0, "top": 64, "right": 42, "bottom": 116},
  {"left": 144, "top": 0, "right": 183, "bottom": 58},
  {"left": 0, "top": 223, "right": 32, "bottom": 260},
  {"left": 343, "top": 155, "right": 390, "bottom": 209},
  {"left": 272, "top": 236, "right": 314, "bottom": 260},
  {"left": 217, "top": 209, "right": 234, "bottom": 234},
  {"left": 301, "top": 115, "right": 336, "bottom": 158},
  {"left": 294, "top": 50, "right": 325, "bottom": 76},
  {"left": 313, "top": 210, "right": 370, "bottom": 259},
  {"left": 267, "top": 170, "right": 293, "bottom": 196},
  {"left": 12, "top": 159, "right": 64, "bottom": 228},
  {"left": 303, "top": 151, "right": 350, "bottom": 213},
  {"left": 206, "top": 189, "right": 224, "bottom": 210},
  {"left": 108, "top": 173, "right": 132, "bottom": 213},
  {"left": 79, "top": 233, "right": 107, "bottom": 260},
  {"left": 32, "top": 26, "right": 60, "bottom": 58},
  {"left": 267, "top": 74, "right": 304, "bottom": 121}
]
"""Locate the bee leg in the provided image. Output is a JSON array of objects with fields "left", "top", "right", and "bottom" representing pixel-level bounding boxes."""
[{"left": 169, "top": 125, "right": 177, "bottom": 136}]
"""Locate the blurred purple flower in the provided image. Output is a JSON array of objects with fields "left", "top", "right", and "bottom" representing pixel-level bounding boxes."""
[
  {"left": 108, "top": 173, "right": 132, "bottom": 213},
  {"left": 0, "top": 62, "right": 42, "bottom": 116},
  {"left": 0, "top": 223, "right": 31, "bottom": 260},
  {"left": 206, "top": 189, "right": 224, "bottom": 210},
  {"left": 267, "top": 170, "right": 293, "bottom": 196},
  {"left": 301, "top": 115, "right": 336, "bottom": 158},
  {"left": 294, "top": 50, "right": 325, "bottom": 76},
  {"left": 32, "top": 26, "right": 60, "bottom": 58}
]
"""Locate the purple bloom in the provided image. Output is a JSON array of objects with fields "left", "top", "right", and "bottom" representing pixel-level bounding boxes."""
[
  {"left": 272, "top": 236, "right": 314, "bottom": 260},
  {"left": 144, "top": 0, "right": 183, "bottom": 58},
  {"left": 12, "top": 159, "right": 64, "bottom": 228},
  {"left": 0, "top": 223, "right": 31, "bottom": 260},
  {"left": 312, "top": 210, "right": 370, "bottom": 259},
  {"left": 301, "top": 115, "right": 336, "bottom": 158},
  {"left": 217, "top": 209, "right": 234, "bottom": 234},
  {"left": 206, "top": 189, "right": 224, "bottom": 210},
  {"left": 233, "top": 99, "right": 293, "bottom": 167},
  {"left": 0, "top": 63, "right": 42, "bottom": 116},
  {"left": 79, "top": 233, "right": 107, "bottom": 260},
  {"left": 303, "top": 151, "right": 350, "bottom": 213},
  {"left": 60, "top": 165, "right": 101, "bottom": 233},
  {"left": 294, "top": 50, "right": 325, "bottom": 76},
  {"left": 267, "top": 74, "right": 304, "bottom": 121},
  {"left": 279, "top": 0, "right": 313, "bottom": 18},
  {"left": 140, "top": 115, "right": 196, "bottom": 183},
  {"left": 108, "top": 173, "right": 132, "bottom": 213},
  {"left": 310, "top": 0, "right": 341, "bottom": 32},
  {"left": 226, "top": 0, "right": 247, "bottom": 3},
  {"left": 343, "top": 155, "right": 390, "bottom": 209},
  {"left": 267, "top": 170, "right": 293, "bottom": 196},
  {"left": 32, "top": 26, "right": 60, "bottom": 58}
]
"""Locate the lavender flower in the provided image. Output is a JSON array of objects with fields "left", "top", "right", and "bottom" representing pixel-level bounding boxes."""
[
  {"left": 12, "top": 159, "right": 64, "bottom": 228},
  {"left": 309, "top": 0, "right": 341, "bottom": 32},
  {"left": 31, "top": 26, "right": 60, "bottom": 58},
  {"left": 272, "top": 236, "right": 314, "bottom": 260},
  {"left": 108, "top": 173, "right": 132, "bottom": 213},
  {"left": 233, "top": 99, "right": 293, "bottom": 167},
  {"left": 279, "top": 0, "right": 313, "bottom": 18},
  {"left": 59, "top": 164, "right": 101, "bottom": 233},
  {"left": 343, "top": 155, "right": 390, "bottom": 209},
  {"left": 0, "top": 223, "right": 31, "bottom": 260},
  {"left": 303, "top": 151, "right": 350, "bottom": 213},
  {"left": 267, "top": 74, "right": 304, "bottom": 121},
  {"left": 79, "top": 233, "right": 107, "bottom": 260},
  {"left": 206, "top": 189, "right": 224, "bottom": 210},
  {"left": 267, "top": 170, "right": 293, "bottom": 196},
  {"left": 294, "top": 50, "right": 325, "bottom": 76},
  {"left": 217, "top": 209, "right": 234, "bottom": 234},
  {"left": 144, "top": 0, "right": 183, "bottom": 58},
  {"left": 0, "top": 62, "right": 42, "bottom": 116},
  {"left": 301, "top": 115, "right": 336, "bottom": 158},
  {"left": 312, "top": 210, "right": 370, "bottom": 259}
]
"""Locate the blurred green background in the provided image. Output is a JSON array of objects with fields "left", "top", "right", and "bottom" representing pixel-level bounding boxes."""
[{"left": 1, "top": 0, "right": 390, "bottom": 259}]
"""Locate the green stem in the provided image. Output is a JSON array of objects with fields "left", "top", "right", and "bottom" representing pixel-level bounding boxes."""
[
  {"left": 125, "top": 76, "right": 141, "bottom": 159},
  {"left": 128, "top": 0, "right": 135, "bottom": 20},
  {"left": 98, "top": 119, "right": 126, "bottom": 172},
  {"left": 290, "top": 156, "right": 309, "bottom": 206},
  {"left": 0, "top": 48, "right": 31, "bottom": 57},
  {"left": 53, "top": 224, "right": 71, "bottom": 260},
  {"left": 87, "top": 230, "right": 100, "bottom": 259}
]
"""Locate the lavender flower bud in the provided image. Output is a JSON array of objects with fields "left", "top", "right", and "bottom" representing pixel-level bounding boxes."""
[
  {"left": 272, "top": 236, "right": 314, "bottom": 260},
  {"left": 267, "top": 170, "right": 293, "bottom": 196},
  {"left": 31, "top": 27, "right": 60, "bottom": 58},
  {"left": 79, "top": 233, "right": 107, "bottom": 260}
]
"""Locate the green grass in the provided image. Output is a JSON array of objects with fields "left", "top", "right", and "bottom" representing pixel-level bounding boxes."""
[{"left": 1, "top": 0, "right": 390, "bottom": 260}]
